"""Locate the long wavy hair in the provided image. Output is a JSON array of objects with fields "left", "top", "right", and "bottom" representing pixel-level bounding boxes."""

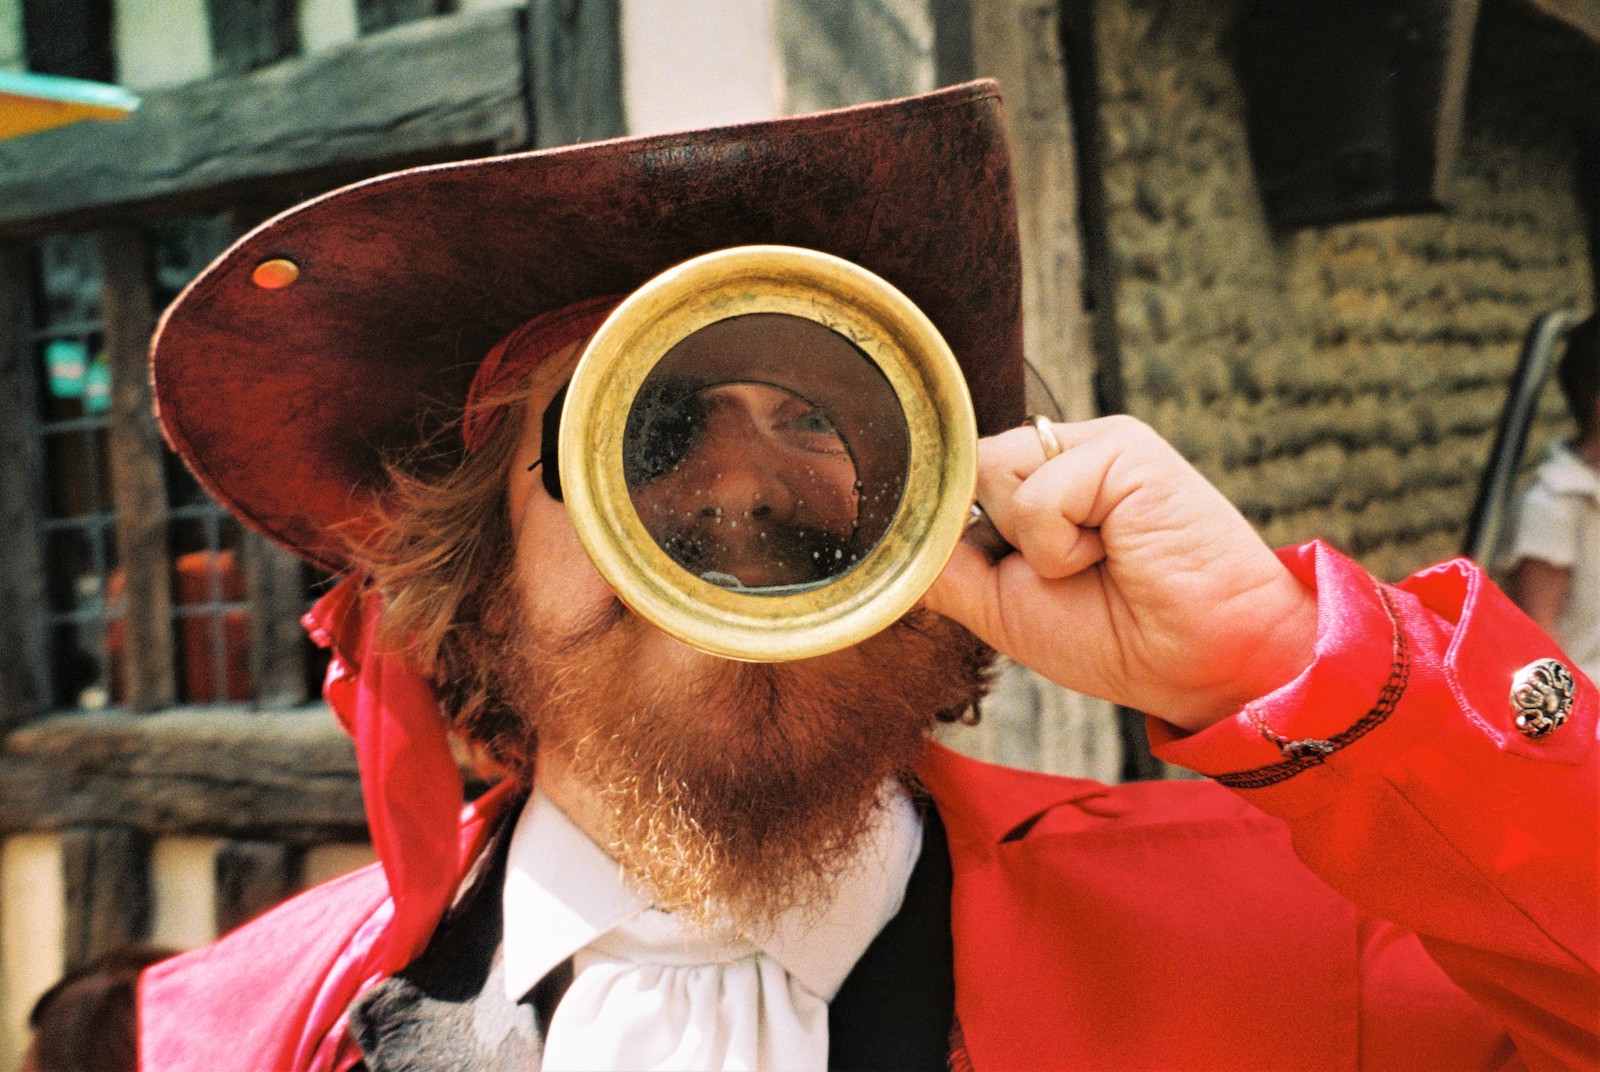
[{"left": 340, "top": 384, "right": 534, "bottom": 775}]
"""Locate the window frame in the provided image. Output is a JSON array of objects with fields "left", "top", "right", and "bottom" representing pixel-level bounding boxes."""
[{"left": 1, "top": 222, "right": 320, "bottom": 721}]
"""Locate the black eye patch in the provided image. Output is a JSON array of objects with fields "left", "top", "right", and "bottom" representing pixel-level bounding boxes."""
[
  {"left": 529, "top": 382, "right": 567, "bottom": 501},
  {"left": 531, "top": 379, "right": 710, "bottom": 503}
]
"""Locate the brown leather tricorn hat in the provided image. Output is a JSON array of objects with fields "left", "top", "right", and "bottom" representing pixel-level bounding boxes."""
[{"left": 151, "top": 80, "right": 1024, "bottom": 573}]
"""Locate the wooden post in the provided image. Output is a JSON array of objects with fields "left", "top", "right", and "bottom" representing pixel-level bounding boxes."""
[
  {"left": 0, "top": 245, "right": 49, "bottom": 729},
  {"left": 61, "top": 824, "right": 150, "bottom": 970},
  {"left": 973, "top": 0, "right": 1096, "bottom": 421},
  {"left": 525, "top": 0, "right": 626, "bottom": 148},
  {"left": 955, "top": 0, "right": 1126, "bottom": 779},
  {"left": 99, "top": 227, "right": 177, "bottom": 711},
  {"left": 242, "top": 530, "right": 310, "bottom": 708},
  {"left": 214, "top": 838, "right": 295, "bottom": 935},
  {"left": 1057, "top": 0, "right": 1127, "bottom": 417},
  {"left": 932, "top": 0, "right": 976, "bottom": 86}
]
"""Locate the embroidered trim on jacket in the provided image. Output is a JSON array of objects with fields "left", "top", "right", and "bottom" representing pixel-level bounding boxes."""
[{"left": 1215, "top": 586, "right": 1408, "bottom": 789}]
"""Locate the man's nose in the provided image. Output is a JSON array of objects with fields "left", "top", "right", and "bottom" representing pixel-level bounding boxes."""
[{"left": 698, "top": 457, "right": 795, "bottom": 525}]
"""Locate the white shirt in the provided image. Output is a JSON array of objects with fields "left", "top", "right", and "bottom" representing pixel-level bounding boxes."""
[
  {"left": 1505, "top": 442, "right": 1600, "bottom": 681},
  {"left": 502, "top": 786, "right": 922, "bottom": 1070}
]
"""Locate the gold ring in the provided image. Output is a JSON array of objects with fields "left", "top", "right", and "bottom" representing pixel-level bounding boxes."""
[{"left": 1028, "top": 414, "right": 1063, "bottom": 461}]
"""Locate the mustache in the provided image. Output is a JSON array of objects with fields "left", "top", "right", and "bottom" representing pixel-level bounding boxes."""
[
  {"left": 654, "top": 519, "right": 857, "bottom": 588},
  {"left": 546, "top": 591, "right": 948, "bottom": 667}
]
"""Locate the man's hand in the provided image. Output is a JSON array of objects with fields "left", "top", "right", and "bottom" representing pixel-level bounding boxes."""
[{"left": 923, "top": 416, "right": 1318, "bottom": 734}]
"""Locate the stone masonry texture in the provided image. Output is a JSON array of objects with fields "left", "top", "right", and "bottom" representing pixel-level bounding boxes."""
[{"left": 1095, "top": 0, "right": 1593, "bottom": 581}]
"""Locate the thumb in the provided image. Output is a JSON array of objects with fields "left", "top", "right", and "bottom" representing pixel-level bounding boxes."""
[{"left": 923, "top": 540, "right": 1007, "bottom": 646}]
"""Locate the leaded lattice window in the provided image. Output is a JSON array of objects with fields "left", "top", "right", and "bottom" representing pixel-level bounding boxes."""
[{"left": 22, "top": 218, "right": 327, "bottom": 713}]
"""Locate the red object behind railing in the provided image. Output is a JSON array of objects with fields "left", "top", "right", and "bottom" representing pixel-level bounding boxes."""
[{"left": 107, "top": 550, "right": 252, "bottom": 704}]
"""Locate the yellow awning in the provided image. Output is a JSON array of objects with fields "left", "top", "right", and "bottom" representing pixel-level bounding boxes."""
[{"left": 0, "top": 70, "right": 140, "bottom": 140}]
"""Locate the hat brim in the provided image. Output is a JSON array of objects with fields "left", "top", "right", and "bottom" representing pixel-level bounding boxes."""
[{"left": 151, "top": 80, "right": 1024, "bottom": 573}]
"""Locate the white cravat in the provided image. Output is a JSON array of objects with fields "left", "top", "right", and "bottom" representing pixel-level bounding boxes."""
[{"left": 502, "top": 786, "right": 922, "bottom": 1070}]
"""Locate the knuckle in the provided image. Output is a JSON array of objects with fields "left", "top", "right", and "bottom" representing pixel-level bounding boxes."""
[
  {"left": 1024, "top": 544, "right": 1074, "bottom": 580},
  {"left": 1101, "top": 413, "right": 1154, "bottom": 441},
  {"left": 1013, "top": 515, "right": 1076, "bottom": 578},
  {"left": 1010, "top": 479, "right": 1056, "bottom": 519}
]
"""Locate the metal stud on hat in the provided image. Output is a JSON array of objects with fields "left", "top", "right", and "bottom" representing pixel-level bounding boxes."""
[{"left": 251, "top": 257, "right": 300, "bottom": 289}]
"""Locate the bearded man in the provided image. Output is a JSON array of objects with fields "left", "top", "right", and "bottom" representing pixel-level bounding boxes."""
[{"left": 137, "top": 82, "right": 1596, "bottom": 1071}]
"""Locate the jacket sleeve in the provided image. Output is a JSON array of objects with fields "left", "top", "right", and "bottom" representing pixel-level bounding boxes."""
[{"left": 1151, "top": 540, "right": 1599, "bottom": 1072}]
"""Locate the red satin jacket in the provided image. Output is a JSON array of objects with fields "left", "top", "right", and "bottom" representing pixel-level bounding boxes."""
[{"left": 138, "top": 543, "right": 1599, "bottom": 1070}]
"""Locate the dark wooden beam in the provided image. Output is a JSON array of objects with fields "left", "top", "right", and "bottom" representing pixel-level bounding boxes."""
[
  {"left": 242, "top": 530, "right": 311, "bottom": 708},
  {"left": 100, "top": 228, "right": 177, "bottom": 711},
  {"left": 214, "top": 838, "right": 296, "bottom": 934},
  {"left": 974, "top": 0, "right": 1095, "bottom": 422},
  {"left": 1058, "top": 0, "right": 1126, "bottom": 417},
  {"left": 1517, "top": 0, "right": 1600, "bottom": 43},
  {"left": 0, "top": 246, "right": 49, "bottom": 730},
  {"left": 932, "top": 0, "right": 976, "bottom": 86},
  {"left": 1482, "top": 0, "right": 1600, "bottom": 125},
  {"left": 0, "top": 8, "right": 530, "bottom": 239},
  {"left": 61, "top": 824, "right": 151, "bottom": 970},
  {"left": 0, "top": 710, "right": 368, "bottom": 843},
  {"left": 526, "top": 0, "right": 625, "bottom": 148}
]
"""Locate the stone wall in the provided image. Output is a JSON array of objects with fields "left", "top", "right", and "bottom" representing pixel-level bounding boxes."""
[{"left": 1095, "top": 0, "right": 1593, "bottom": 582}]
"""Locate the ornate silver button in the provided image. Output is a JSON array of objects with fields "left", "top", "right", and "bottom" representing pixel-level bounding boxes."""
[{"left": 1510, "top": 658, "right": 1576, "bottom": 738}]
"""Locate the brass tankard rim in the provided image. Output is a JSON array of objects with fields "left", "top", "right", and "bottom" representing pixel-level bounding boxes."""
[{"left": 557, "top": 244, "right": 978, "bottom": 662}]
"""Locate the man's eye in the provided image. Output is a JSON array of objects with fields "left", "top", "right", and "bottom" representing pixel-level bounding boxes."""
[
  {"left": 792, "top": 408, "right": 837, "bottom": 434},
  {"left": 777, "top": 407, "right": 847, "bottom": 454}
]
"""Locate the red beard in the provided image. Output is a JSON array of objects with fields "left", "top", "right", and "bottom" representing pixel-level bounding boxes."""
[{"left": 490, "top": 592, "right": 993, "bottom": 933}]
